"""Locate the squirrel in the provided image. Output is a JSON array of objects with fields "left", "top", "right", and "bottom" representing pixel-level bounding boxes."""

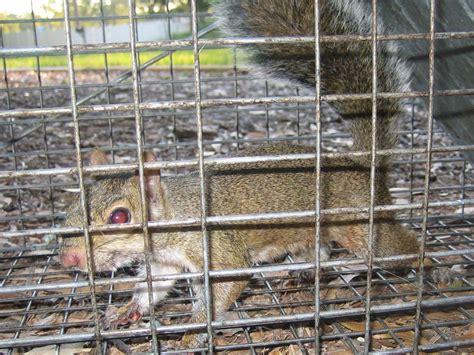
[{"left": 59, "top": 0, "right": 435, "bottom": 350}]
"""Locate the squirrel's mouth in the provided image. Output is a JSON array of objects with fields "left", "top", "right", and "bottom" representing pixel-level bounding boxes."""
[
  {"left": 59, "top": 247, "right": 126, "bottom": 272},
  {"left": 59, "top": 232, "right": 146, "bottom": 272}
]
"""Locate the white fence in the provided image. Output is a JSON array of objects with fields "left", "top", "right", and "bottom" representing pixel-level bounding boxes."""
[{"left": 2, "top": 17, "right": 191, "bottom": 48}]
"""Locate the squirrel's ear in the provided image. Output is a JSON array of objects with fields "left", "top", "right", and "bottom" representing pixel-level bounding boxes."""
[
  {"left": 143, "top": 151, "right": 161, "bottom": 203},
  {"left": 90, "top": 149, "right": 110, "bottom": 166}
]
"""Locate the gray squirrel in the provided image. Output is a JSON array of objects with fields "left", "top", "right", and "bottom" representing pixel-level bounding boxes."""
[{"left": 59, "top": 0, "right": 437, "bottom": 350}]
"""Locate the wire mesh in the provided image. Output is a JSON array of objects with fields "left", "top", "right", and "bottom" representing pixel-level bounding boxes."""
[{"left": 0, "top": 0, "right": 473, "bottom": 354}]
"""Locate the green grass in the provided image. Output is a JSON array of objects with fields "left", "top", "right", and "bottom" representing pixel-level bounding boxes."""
[{"left": 5, "top": 48, "right": 235, "bottom": 69}]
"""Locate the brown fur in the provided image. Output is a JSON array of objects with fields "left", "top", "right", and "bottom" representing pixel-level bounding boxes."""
[
  {"left": 60, "top": 144, "right": 419, "bottom": 348},
  {"left": 60, "top": 0, "right": 419, "bottom": 349}
]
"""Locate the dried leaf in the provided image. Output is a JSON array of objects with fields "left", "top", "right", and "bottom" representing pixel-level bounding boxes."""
[{"left": 458, "top": 324, "right": 474, "bottom": 341}]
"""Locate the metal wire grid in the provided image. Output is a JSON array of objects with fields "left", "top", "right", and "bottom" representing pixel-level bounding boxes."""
[
  {"left": 0, "top": 218, "right": 473, "bottom": 353},
  {"left": 0, "top": 0, "right": 473, "bottom": 353}
]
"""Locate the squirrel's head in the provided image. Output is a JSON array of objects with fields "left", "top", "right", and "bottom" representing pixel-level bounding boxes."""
[{"left": 59, "top": 149, "right": 163, "bottom": 272}]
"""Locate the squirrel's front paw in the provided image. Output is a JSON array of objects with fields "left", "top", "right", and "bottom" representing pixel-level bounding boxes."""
[
  {"left": 428, "top": 266, "right": 453, "bottom": 285},
  {"left": 427, "top": 265, "right": 465, "bottom": 286},
  {"left": 101, "top": 301, "right": 144, "bottom": 329},
  {"left": 292, "top": 268, "right": 321, "bottom": 284},
  {"left": 418, "top": 259, "right": 463, "bottom": 287}
]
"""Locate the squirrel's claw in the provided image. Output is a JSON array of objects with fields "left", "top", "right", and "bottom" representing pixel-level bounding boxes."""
[
  {"left": 101, "top": 302, "right": 145, "bottom": 329},
  {"left": 428, "top": 266, "right": 458, "bottom": 285}
]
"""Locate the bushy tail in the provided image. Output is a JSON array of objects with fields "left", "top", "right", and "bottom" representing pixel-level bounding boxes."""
[{"left": 214, "top": 0, "right": 410, "bottom": 164}]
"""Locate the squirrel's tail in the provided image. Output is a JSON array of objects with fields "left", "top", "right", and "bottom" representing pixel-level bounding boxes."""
[{"left": 214, "top": 0, "right": 410, "bottom": 164}]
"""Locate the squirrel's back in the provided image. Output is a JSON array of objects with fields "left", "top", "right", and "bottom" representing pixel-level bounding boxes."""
[{"left": 162, "top": 144, "right": 389, "bottom": 218}]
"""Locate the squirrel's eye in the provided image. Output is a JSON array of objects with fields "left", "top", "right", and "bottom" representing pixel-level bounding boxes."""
[{"left": 109, "top": 208, "right": 130, "bottom": 224}]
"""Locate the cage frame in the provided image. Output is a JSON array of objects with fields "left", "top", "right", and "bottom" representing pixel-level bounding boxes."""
[{"left": 0, "top": 0, "right": 473, "bottom": 353}]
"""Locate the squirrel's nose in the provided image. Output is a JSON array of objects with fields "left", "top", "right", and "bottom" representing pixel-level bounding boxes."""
[{"left": 61, "top": 249, "right": 86, "bottom": 269}]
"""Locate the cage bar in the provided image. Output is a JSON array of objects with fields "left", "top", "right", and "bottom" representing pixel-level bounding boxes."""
[{"left": 0, "top": 0, "right": 472, "bottom": 354}]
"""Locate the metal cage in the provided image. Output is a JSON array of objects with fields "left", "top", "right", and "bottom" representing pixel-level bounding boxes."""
[{"left": 0, "top": 0, "right": 473, "bottom": 353}]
